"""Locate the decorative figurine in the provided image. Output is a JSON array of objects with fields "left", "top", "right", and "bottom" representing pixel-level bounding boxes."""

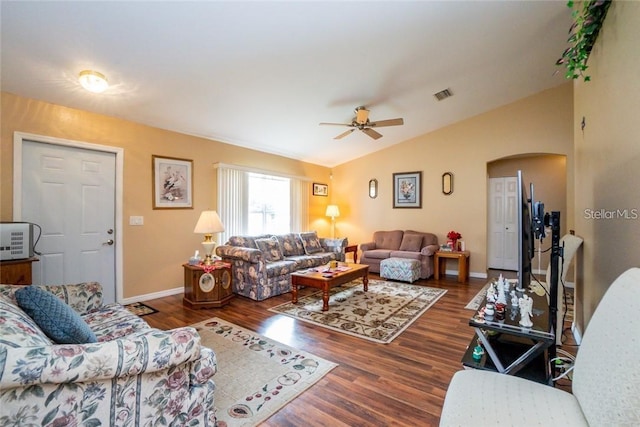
[
  {"left": 497, "top": 280, "right": 507, "bottom": 305},
  {"left": 495, "top": 303, "right": 506, "bottom": 321},
  {"left": 487, "top": 283, "right": 497, "bottom": 303},
  {"left": 510, "top": 290, "right": 519, "bottom": 307},
  {"left": 518, "top": 294, "right": 534, "bottom": 327},
  {"left": 472, "top": 342, "right": 485, "bottom": 361},
  {"left": 485, "top": 302, "right": 495, "bottom": 318}
]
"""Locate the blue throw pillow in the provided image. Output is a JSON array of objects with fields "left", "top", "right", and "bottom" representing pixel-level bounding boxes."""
[{"left": 15, "top": 286, "right": 98, "bottom": 344}]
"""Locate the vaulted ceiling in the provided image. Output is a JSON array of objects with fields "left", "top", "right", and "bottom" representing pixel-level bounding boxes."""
[{"left": 1, "top": 1, "right": 572, "bottom": 167}]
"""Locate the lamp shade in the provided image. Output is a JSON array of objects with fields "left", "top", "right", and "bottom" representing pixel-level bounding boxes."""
[
  {"left": 194, "top": 211, "right": 225, "bottom": 234},
  {"left": 325, "top": 205, "right": 340, "bottom": 218}
]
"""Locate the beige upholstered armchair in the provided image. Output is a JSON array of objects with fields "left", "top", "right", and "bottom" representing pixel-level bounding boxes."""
[{"left": 440, "top": 267, "right": 640, "bottom": 426}]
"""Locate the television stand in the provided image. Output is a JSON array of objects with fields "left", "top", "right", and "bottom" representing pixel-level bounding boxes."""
[{"left": 461, "top": 287, "right": 555, "bottom": 384}]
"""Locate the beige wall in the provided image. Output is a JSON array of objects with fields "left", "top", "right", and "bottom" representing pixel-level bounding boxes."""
[
  {"left": 0, "top": 83, "right": 576, "bottom": 298},
  {"left": 1, "top": 92, "right": 330, "bottom": 299},
  {"left": 573, "top": 1, "right": 640, "bottom": 331},
  {"left": 332, "top": 83, "right": 574, "bottom": 277}
]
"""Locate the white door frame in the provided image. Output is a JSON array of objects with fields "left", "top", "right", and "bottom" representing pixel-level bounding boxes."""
[{"left": 13, "top": 132, "right": 124, "bottom": 302}]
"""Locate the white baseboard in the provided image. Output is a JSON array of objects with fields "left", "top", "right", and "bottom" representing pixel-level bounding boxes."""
[
  {"left": 532, "top": 267, "right": 576, "bottom": 289},
  {"left": 444, "top": 269, "right": 488, "bottom": 279},
  {"left": 571, "top": 322, "right": 582, "bottom": 345},
  {"left": 119, "top": 287, "right": 183, "bottom": 305}
]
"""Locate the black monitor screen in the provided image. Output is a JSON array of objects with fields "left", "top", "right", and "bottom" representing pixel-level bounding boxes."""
[{"left": 516, "top": 170, "right": 534, "bottom": 290}]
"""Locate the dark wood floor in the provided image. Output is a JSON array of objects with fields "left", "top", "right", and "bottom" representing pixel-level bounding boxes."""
[{"left": 143, "top": 273, "right": 576, "bottom": 426}]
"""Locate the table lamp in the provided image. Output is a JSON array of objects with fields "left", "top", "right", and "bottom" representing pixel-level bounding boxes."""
[
  {"left": 325, "top": 205, "right": 340, "bottom": 238},
  {"left": 193, "top": 210, "right": 225, "bottom": 266}
]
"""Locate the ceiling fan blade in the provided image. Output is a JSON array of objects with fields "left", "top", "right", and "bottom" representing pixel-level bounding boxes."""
[
  {"left": 319, "top": 122, "right": 352, "bottom": 127},
  {"left": 334, "top": 129, "right": 355, "bottom": 139},
  {"left": 369, "top": 118, "right": 404, "bottom": 127},
  {"left": 362, "top": 128, "right": 383, "bottom": 140}
]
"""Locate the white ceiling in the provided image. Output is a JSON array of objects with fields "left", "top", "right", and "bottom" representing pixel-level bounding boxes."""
[{"left": 1, "top": 1, "right": 572, "bottom": 167}]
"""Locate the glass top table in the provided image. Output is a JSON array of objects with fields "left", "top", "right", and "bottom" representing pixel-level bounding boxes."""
[{"left": 463, "top": 284, "right": 555, "bottom": 383}]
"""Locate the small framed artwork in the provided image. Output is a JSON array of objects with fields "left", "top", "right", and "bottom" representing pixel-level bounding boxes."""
[
  {"left": 313, "top": 182, "right": 328, "bottom": 196},
  {"left": 442, "top": 172, "right": 454, "bottom": 195},
  {"left": 393, "top": 171, "right": 422, "bottom": 208},
  {"left": 152, "top": 155, "right": 193, "bottom": 209}
]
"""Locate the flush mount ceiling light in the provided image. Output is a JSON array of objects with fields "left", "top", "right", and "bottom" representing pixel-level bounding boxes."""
[{"left": 78, "top": 70, "right": 109, "bottom": 93}]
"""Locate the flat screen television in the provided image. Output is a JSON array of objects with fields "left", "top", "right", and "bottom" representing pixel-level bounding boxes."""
[{"left": 516, "top": 170, "right": 534, "bottom": 291}]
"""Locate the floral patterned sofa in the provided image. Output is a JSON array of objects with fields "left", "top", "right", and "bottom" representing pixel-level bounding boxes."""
[
  {"left": 216, "top": 232, "right": 347, "bottom": 301},
  {"left": 0, "top": 282, "right": 217, "bottom": 426}
]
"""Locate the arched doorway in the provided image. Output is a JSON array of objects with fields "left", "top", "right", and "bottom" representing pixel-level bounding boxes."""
[{"left": 487, "top": 154, "right": 567, "bottom": 274}]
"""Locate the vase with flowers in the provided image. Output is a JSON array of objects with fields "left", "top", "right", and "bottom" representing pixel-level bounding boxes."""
[{"left": 447, "top": 230, "right": 462, "bottom": 251}]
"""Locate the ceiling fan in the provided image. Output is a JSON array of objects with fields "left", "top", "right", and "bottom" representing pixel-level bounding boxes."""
[{"left": 320, "top": 106, "right": 404, "bottom": 140}]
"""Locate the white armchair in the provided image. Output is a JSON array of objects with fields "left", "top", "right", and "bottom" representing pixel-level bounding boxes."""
[{"left": 440, "top": 267, "right": 640, "bottom": 426}]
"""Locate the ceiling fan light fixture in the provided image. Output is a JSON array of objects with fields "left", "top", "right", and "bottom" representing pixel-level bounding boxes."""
[
  {"left": 320, "top": 106, "right": 403, "bottom": 140},
  {"left": 79, "top": 70, "right": 109, "bottom": 93},
  {"left": 355, "top": 106, "right": 369, "bottom": 124}
]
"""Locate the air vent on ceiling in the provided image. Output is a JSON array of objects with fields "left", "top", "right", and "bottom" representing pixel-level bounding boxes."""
[{"left": 433, "top": 88, "right": 453, "bottom": 101}]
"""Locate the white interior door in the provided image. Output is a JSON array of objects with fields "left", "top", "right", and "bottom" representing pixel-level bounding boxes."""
[
  {"left": 20, "top": 140, "right": 117, "bottom": 303},
  {"left": 488, "top": 177, "right": 518, "bottom": 270}
]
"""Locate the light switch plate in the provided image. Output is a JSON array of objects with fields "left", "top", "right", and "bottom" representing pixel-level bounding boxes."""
[{"left": 129, "top": 216, "right": 144, "bottom": 226}]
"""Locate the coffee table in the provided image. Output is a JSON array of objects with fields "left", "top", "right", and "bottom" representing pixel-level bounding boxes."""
[{"left": 291, "top": 263, "right": 369, "bottom": 311}]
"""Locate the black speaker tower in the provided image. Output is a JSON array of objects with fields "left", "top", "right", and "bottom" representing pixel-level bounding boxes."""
[{"left": 548, "top": 211, "right": 561, "bottom": 377}]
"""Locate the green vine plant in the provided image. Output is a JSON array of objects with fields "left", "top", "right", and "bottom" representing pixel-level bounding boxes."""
[{"left": 556, "top": 0, "right": 611, "bottom": 82}]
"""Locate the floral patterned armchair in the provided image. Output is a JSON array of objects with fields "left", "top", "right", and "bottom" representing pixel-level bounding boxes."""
[{"left": 0, "top": 283, "right": 217, "bottom": 426}]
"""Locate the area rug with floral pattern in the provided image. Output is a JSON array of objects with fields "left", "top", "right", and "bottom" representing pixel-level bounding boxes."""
[
  {"left": 464, "top": 282, "right": 491, "bottom": 310},
  {"left": 268, "top": 279, "right": 447, "bottom": 344},
  {"left": 192, "top": 317, "right": 337, "bottom": 427}
]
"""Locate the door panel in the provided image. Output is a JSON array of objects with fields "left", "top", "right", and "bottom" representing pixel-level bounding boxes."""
[
  {"left": 488, "top": 177, "right": 518, "bottom": 270},
  {"left": 21, "top": 141, "right": 117, "bottom": 303}
]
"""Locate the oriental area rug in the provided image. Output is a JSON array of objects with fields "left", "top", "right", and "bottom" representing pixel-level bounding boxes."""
[
  {"left": 464, "top": 282, "right": 491, "bottom": 310},
  {"left": 268, "top": 279, "right": 447, "bottom": 344},
  {"left": 192, "top": 317, "right": 337, "bottom": 427}
]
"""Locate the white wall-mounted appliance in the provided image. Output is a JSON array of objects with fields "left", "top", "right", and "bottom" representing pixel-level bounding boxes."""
[{"left": 0, "top": 222, "right": 34, "bottom": 261}]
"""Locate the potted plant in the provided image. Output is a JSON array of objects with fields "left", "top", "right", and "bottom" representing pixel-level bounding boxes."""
[{"left": 556, "top": 0, "right": 611, "bottom": 82}]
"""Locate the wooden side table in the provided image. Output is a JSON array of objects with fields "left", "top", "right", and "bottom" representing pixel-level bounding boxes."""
[
  {"left": 345, "top": 244, "right": 358, "bottom": 263},
  {"left": 0, "top": 257, "right": 39, "bottom": 285},
  {"left": 183, "top": 262, "right": 234, "bottom": 309},
  {"left": 434, "top": 250, "right": 470, "bottom": 283}
]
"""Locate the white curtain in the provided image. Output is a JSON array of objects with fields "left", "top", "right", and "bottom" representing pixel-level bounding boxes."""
[
  {"left": 216, "top": 163, "right": 310, "bottom": 241},
  {"left": 216, "top": 165, "right": 247, "bottom": 244},
  {"left": 291, "top": 179, "right": 309, "bottom": 232}
]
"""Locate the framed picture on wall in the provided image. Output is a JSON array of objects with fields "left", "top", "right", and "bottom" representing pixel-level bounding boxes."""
[
  {"left": 393, "top": 171, "right": 422, "bottom": 208},
  {"left": 313, "top": 182, "right": 328, "bottom": 196},
  {"left": 152, "top": 155, "right": 193, "bottom": 209}
]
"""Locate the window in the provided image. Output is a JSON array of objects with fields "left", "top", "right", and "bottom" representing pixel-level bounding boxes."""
[
  {"left": 215, "top": 163, "right": 309, "bottom": 243},
  {"left": 247, "top": 173, "right": 290, "bottom": 235}
]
